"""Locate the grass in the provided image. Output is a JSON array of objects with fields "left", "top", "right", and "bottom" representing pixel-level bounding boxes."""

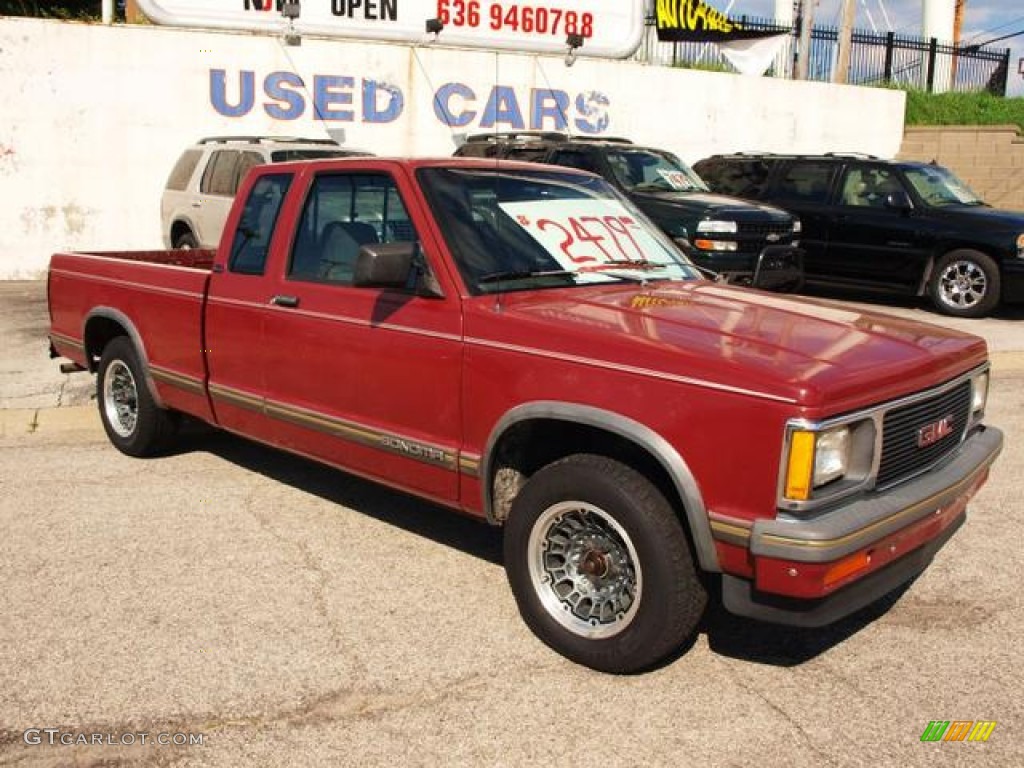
[{"left": 902, "top": 89, "right": 1024, "bottom": 133}]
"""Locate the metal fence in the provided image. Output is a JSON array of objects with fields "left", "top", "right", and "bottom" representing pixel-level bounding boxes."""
[{"left": 633, "top": 16, "right": 1011, "bottom": 96}]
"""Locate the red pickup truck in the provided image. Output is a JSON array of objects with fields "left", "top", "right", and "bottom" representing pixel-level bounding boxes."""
[{"left": 48, "top": 157, "right": 1003, "bottom": 673}]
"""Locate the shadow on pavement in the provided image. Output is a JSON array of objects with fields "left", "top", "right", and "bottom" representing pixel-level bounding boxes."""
[
  {"left": 169, "top": 422, "right": 504, "bottom": 567},
  {"left": 699, "top": 580, "right": 914, "bottom": 666},
  {"left": 167, "top": 420, "right": 918, "bottom": 669}
]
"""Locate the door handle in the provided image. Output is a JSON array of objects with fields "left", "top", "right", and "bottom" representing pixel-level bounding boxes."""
[{"left": 270, "top": 294, "right": 299, "bottom": 308}]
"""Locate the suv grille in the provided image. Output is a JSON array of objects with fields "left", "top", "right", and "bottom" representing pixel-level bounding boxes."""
[
  {"left": 738, "top": 222, "right": 792, "bottom": 238},
  {"left": 735, "top": 221, "right": 794, "bottom": 253},
  {"left": 876, "top": 381, "right": 971, "bottom": 487}
]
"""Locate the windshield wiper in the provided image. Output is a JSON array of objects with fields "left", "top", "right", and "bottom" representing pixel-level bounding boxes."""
[
  {"left": 478, "top": 269, "right": 577, "bottom": 284},
  {"left": 588, "top": 259, "right": 667, "bottom": 271}
]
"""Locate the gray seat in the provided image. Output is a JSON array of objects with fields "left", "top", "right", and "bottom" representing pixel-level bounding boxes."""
[{"left": 318, "top": 221, "right": 379, "bottom": 282}]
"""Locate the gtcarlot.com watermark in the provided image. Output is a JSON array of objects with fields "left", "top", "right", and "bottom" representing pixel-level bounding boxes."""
[{"left": 23, "top": 728, "right": 205, "bottom": 747}]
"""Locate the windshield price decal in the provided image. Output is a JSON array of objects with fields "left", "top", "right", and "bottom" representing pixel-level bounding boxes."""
[
  {"left": 437, "top": 0, "right": 594, "bottom": 38},
  {"left": 500, "top": 199, "right": 670, "bottom": 269},
  {"left": 655, "top": 169, "right": 690, "bottom": 191}
]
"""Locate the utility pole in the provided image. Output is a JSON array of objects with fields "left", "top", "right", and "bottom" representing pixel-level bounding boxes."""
[
  {"left": 795, "top": 0, "right": 817, "bottom": 80},
  {"left": 832, "top": 0, "right": 857, "bottom": 83}
]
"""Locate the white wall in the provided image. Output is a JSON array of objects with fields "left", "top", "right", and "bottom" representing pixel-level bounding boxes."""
[{"left": 0, "top": 17, "right": 906, "bottom": 278}]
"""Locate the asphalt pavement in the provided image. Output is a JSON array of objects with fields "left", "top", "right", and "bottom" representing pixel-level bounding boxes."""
[{"left": 1, "top": 280, "right": 1022, "bottom": 767}]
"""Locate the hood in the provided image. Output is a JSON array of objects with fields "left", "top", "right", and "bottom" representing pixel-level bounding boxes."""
[
  {"left": 480, "top": 282, "right": 987, "bottom": 414},
  {"left": 630, "top": 190, "right": 794, "bottom": 223},
  {"left": 929, "top": 203, "right": 1024, "bottom": 230}
]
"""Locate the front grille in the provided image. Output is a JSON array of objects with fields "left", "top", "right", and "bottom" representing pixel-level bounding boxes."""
[
  {"left": 735, "top": 222, "right": 794, "bottom": 254},
  {"left": 738, "top": 221, "right": 793, "bottom": 237},
  {"left": 876, "top": 381, "right": 971, "bottom": 487}
]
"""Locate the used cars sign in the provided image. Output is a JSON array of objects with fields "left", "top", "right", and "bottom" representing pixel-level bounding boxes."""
[{"left": 135, "top": 0, "right": 646, "bottom": 58}]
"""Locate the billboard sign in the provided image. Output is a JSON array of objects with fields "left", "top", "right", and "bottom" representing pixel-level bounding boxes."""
[{"left": 135, "top": 0, "right": 646, "bottom": 58}]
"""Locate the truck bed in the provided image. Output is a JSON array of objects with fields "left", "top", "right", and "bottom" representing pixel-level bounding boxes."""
[{"left": 48, "top": 249, "right": 215, "bottom": 422}]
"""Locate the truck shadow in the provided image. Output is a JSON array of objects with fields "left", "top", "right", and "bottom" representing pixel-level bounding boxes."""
[
  {"left": 172, "top": 423, "right": 503, "bottom": 567},
  {"left": 171, "top": 421, "right": 911, "bottom": 669},
  {"left": 695, "top": 581, "right": 913, "bottom": 667}
]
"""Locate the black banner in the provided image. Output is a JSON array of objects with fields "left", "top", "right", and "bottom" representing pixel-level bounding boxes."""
[{"left": 655, "top": 0, "right": 778, "bottom": 42}]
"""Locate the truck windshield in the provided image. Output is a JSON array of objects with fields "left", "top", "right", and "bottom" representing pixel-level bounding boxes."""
[
  {"left": 418, "top": 167, "right": 701, "bottom": 294},
  {"left": 904, "top": 165, "right": 985, "bottom": 207},
  {"left": 605, "top": 149, "right": 709, "bottom": 194}
]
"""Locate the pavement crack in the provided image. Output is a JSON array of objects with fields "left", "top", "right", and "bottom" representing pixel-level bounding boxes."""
[
  {"left": 55, "top": 377, "right": 68, "bottom": 408},
  {"left": 26, "top": 410, "right": 39, "bottom": 434},
  {"left": 722, "top": 665, "right": 838, "bottom": 767},
  {"left": 241, "top": 490, "right": 356, "bottom": 672}
]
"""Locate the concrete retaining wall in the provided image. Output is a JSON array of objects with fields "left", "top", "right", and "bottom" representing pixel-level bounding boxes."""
[
  {"left": 898, "top": 125, "right": 1024, "bottom": 212},
  {"left": 0, "top": 17, "right": 907, "bottom": 278}
]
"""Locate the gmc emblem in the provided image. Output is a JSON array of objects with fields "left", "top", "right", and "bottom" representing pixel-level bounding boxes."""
[{"left": 917, "top": 414, "right": 956, "bottom": 448}]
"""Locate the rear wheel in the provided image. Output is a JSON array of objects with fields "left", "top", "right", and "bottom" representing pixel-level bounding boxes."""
[
  {"left": 929, "top": 249, "right": 1000, "bottom": 318},
  {"left": 504, "top": 454, "right": 706, "bottom": 673},
  {"left": 97, "top": 337, "right": 177, "bottom": 456},
  {"left": 173, "top": 231, "right": 199, "bottom": 250}
]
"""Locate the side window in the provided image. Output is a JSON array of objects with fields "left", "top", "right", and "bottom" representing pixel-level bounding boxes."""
[
  {"left": 704, "top": 160, "right": 772, "bottom": 198},
  {"left": 774, "top": 161, "right": 837, "bottom": 204},
  {"left": 165, "top": 149, "right": 202, "bottom": 191},
  {"left": 233, "top": 151, "right": 265, "bottom": 195},
  {"left": 288, "top": 173, "right": 420, "bottom": 286},
  {"left": 201, "top": 150, "right": 241, "bottom": 196},
  {"left": 549, "top": 150, "right": 599, "bottom": 173},
  {"left": 840, "top": 166, "right": 903, "bottom": 208},
  {"left": 228, "top": 173, "right": 293, "bottom": 275}
]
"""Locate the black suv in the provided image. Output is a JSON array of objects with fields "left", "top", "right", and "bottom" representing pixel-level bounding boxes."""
[
  {"left": 694, "top": 153, "right": 1024, "bottom": 317},
  {"left": 454, "top": 132, "right": 803, "bottom": 291}
]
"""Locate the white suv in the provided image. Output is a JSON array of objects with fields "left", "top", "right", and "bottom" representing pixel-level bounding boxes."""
[{"left": 161, "top": 136, "right": 372, "bottom": 249}]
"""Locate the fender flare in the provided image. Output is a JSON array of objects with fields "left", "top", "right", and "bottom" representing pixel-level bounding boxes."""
[
  {"left": 481, "top": 401, "right": 720, "bottom": 572},
  {"left": 83, "top": 306, "right": 165, "bottom": 409}
]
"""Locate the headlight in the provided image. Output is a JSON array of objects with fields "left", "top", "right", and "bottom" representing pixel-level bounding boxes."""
[
  {"left": 696, "top": 220, "right": 738, "bottom": 234},
  {"left": 971, "top": 371, "right": 989, "bottom": 417},
  {"left": 792, "top": 219, "right": 802, "bottom": 234},
  {"left": 1016, "top": 233, "right": 1024, "bottom": 258},
  {"left": 784, "top": 426, "right": 851, "bottom": 501}
]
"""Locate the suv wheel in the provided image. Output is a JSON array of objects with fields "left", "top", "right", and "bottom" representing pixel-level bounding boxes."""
[
  {"left": 173, "top": 231, "right": 199, "bottom": 250},
  {"left": 929, "top": 249, "right": 1000, "bottom": 318}
]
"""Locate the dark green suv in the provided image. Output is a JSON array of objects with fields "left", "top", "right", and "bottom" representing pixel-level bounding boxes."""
[
  {"left": 694, "top": 153, "right": 1024, "bottom": 318},
  {"left": 454, "top": 132, "right": 803, "bottom": 291}
]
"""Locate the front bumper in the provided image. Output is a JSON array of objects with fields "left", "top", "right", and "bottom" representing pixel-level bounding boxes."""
[
  {"left": 1001, "top": 257, "right": 1024, "bottom": 304},
  {"left": 718, "top": 426, "right": 1003, "bottom": 627}
]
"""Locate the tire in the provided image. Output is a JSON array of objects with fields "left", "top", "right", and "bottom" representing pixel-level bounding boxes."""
[
  {"left": 929, "top": 249, "right": 1000, "bottom": 318},
  {"left": 504, "top": 454, "right": 707, "bottom": 673},
  {"left": 173, "top": 231, "right": 199, "bottom": 250},
  {"left": 97, "top": 336, "right": 177, "bottom": 457}
]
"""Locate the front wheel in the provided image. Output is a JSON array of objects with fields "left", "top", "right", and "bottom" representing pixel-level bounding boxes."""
[
  {"left": 97, "top": 337, "right": 177, "bottom": 456},
  {"left": 504, "top": 454, "right": 707, "bottom": 673},
  {"left": 929, "top": 249, "right": 1000, "bottom": 318}
]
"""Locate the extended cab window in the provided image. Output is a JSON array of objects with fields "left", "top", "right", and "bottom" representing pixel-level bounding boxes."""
[
  {"left": 228, "top": 173, "right": 292, "bottom": 275},
  {"left": 289, "top": 173, "right": 419, "bottom": 285},
  {"left": 775, "top": 161, "right": 837, "bottom": 203}
]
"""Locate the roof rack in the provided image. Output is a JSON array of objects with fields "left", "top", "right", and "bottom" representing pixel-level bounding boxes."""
[
  {"left": 464, "top": 131, "right": 571, "bottom": 144},
  {"left": 197, "top": 136, "right": 341, "bottom": 146},
  {"left": 823, "top": 151, "right": 880, "bottom": 159}
]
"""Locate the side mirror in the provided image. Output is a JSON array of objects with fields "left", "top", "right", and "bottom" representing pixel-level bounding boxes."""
[
  {"left": 353, "top": 242, "right": 415, "bottom": 288},
  {"left": 353, "top": 242, "right": 443, "bottom": 297},
  {"left": 885, "top": 190, "right": 913, "bottom": 212}
]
